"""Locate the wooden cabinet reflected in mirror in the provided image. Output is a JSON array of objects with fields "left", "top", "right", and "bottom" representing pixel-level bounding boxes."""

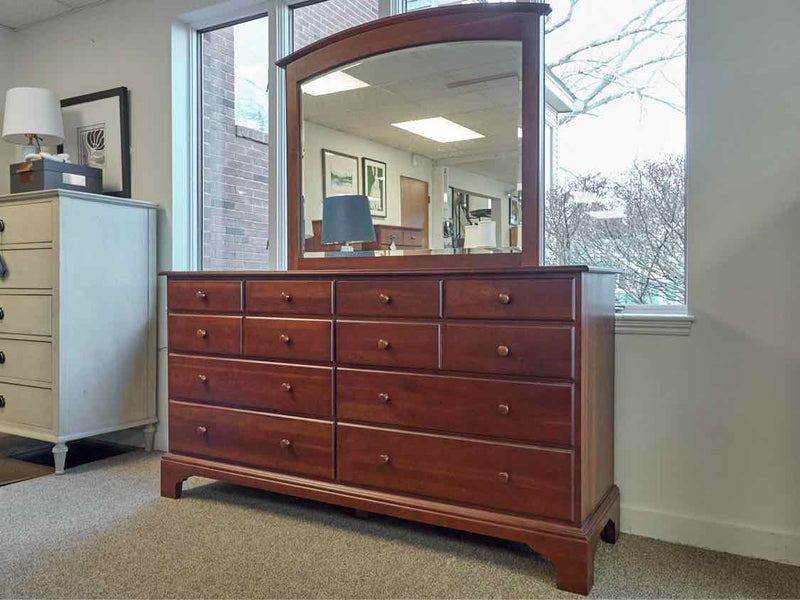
[{"left": 279, "top": 4, "right": 547, "bottom": 270}]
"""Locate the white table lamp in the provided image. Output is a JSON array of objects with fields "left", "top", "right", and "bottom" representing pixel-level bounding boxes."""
[
  {"left": 2, "top": 87, "right": 65, "bottom": 154},
  {"left": 464, "top": 220, "right": 497, "bottom": 249}
]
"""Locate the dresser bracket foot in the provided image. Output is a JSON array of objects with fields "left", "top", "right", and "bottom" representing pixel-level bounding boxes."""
[
  {"left": 143, "top": 424, "right": 157, "bottom": 452},
  {"left": 550, "top": 540, "right": 596, "bottom": 596},
  {"left": 52, "top": 443, "right": 68, "bottom": 475},
  {"left": 601, "top": 498, "right": 620, "bottom": 544},
  {"left": 161, "top": 459, "right": 188, "bottom": 499}
]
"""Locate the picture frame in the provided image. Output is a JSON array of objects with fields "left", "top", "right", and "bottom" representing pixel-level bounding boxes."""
[
  {"left": 362, "top": 156, "right": 387, "bottom": 218},
  {"left": 58, "top": 87, "right": 131, "bottom": 198},
  {"left": 322, "top": 149, "right": 359, "bottom": 198},
  {"left": 509, "top": 194, "right": 521, "bottom": 226}
]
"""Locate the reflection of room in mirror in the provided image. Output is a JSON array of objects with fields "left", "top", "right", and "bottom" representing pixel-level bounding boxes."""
[{"left": 301, "top": 40, "right": 542, "bottom": 257}]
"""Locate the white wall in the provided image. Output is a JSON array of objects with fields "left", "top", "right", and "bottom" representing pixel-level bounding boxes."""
[
  {"left": 0, "top": 27, "right": 16, "bottom": 194},
  {"left": 615, "top": 0, "right": 800, "bottom": 565}
]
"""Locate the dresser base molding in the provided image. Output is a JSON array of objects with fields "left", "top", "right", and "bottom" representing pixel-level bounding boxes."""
[{"left": 161, "top": 454, "right": 619, "bottom": 594}]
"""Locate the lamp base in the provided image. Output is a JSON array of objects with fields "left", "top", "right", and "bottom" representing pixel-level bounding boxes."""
[{"left": 340, "top": 244, "right": 355, "bottom": 252}]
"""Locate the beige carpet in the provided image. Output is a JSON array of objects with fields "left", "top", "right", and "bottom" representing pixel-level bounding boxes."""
[{"left": 0, "top": 452, "right": 797, "bottom": 599}]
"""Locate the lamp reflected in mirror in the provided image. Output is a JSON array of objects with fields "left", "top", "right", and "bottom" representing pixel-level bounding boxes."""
[{"left": 321, "top": 194, "right": 376, "bottom": 253}]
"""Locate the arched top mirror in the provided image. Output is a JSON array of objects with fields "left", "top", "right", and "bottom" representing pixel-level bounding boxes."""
[{"left": 279, "top": 3, "right": 551, "bottom": 270}]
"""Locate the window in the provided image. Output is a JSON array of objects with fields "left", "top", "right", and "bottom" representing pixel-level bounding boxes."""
[
  {"left": 292, "top": 0, "right": 382, "bottom": 51},
  {"left": 200, "top": 15, "right": 270, "bottom": 270},
  {"left": 543, "top": 0, "right": 687, "bottom": 307}
]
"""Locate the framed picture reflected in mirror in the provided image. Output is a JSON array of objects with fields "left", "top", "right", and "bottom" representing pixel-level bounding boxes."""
[{"left": 362, "top": 156, "right": 387, "bottom": 218}]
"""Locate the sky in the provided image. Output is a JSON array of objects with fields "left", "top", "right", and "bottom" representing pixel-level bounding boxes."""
[{"left": 546, "top": 0, "right": 687, "bottom": 179}]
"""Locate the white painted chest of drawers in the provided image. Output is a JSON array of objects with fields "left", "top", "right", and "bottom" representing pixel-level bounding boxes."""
[{"left": 0, "top": 190, "right": 158, "bottom": 472}]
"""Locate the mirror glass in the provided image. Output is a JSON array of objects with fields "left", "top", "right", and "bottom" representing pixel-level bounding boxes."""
[{"left": 300, "top": 41, "right": 523, "bottom": 258}]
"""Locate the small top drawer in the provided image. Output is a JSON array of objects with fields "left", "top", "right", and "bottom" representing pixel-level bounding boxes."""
[
  {"left": 336, "top": 321, "right": 439, "bottom": 370},
  {"left": 441, "top": 323, "right": 574, "bottom": 379},
  {"left": 336, "top": 280, "right": 440, "bottom": 318},
  {"left": 168, "top": 280, "right": 242, "bottom": 313},
  {"left": 168, "top": 314, "right": 242, "bottom": 356},
  {"left": 444, "top": 278, "right": 575, "bottom": 321},
  {"left": 0, "top": 201, "right": 52, "bottom": 245},
  {"left": 247, "top": 280, "right": 331, "bottom": 315},
  {"left": 402, "top": 230, "right": 423, "bottom": 247}
]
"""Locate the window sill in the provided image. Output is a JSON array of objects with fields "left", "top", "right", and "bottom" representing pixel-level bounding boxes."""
[{"left": 615, "top": 312, "right": 695, "bottom": 336}]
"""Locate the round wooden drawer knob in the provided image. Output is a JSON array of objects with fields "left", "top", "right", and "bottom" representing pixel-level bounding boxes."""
[
  {"left": 379, "top": 454, "right": 391, "bottom": 464},
  {"left": 497, "top": 404, "right": 510, "bottom": 416},
  {"left": 196, "top": 374, "right": 208, "bottom": 384},
  {"left": 280, "top": 438, "right": 292, "bottom": 448},
  {"left": 195, "top": 290, "right": 207, "bottom": 300},
  {"left": 496, "top": 345, "right": 510, "bottom": 357},
  {"left": 498, "top": 471, "right": 510, "bottom": 484},
  {"left": 497, "top": 293, "right": 511, "bottom": 305},
  {"left": 196, "top": 329, "right": 208, "bottom": 339},
  {"left": 377, "top": 392, "right": 390, "bottom": 403},
  {"left": 279, "top": 334, "right": 291, "bottom": 344},
  {"left": 281, "top": 382, "right": 292, "bottom": 393},
  {"left": 377, "top": 339, "right": 390, "bottom": 350},
  {"left": 195, "top": 426, "right": 208, "bottom": 436},
  {"left": 281, "top": 292, "right": 292, "bottom": 302},
  {"left": 378, "top": 293, "right": 391, "bottom": 304}
]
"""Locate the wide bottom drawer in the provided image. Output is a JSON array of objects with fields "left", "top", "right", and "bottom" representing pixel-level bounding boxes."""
[
  {"left": 169, "top": 401, "right": 334, "bottom": 480},
  {"left": 337, "top": 424, "right": 573, "bottom": 520}
]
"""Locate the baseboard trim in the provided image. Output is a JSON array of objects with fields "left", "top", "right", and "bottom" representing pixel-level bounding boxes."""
[{"left": 621, "top": 504, "right": 800, "bottom": 566}]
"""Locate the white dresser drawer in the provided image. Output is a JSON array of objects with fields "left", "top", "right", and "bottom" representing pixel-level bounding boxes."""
[
  {"left": 0, "top": 338, "right": 52, "bottom": 383},
  {"left": 0, "top": 201, "right": 52, "bottom": 245},
  {"left": 0, "top": 295, "right": 51, "bottom": 336},
  {"left": 0, "top": 382, "right": 52, "bottom": 430},
  {"left": 0, "top": 249, "right": 53, "bottom": 289}
]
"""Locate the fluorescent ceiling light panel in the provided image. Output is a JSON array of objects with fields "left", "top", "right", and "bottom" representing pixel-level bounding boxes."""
[
  {"left": 391, "top": 117, "right": 484, "bottom": 143},
  {"left": 302, "top": 70, "right": 369, "bottom": 96}
]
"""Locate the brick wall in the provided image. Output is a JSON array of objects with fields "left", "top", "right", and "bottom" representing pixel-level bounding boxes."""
[
  {"left": 201, "top": 27, "right": 270, "bottom": 270},
  {"left": 293, "top": 0, "right": 380, "bottom": 50}
]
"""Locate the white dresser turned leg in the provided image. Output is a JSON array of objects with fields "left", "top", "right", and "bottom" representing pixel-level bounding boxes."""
[
  {"left": 143, "top": 424, "right": 157, "bottom": 452},
  {"left": 52, "top": 443, "right": 68, "bottom": 475}
]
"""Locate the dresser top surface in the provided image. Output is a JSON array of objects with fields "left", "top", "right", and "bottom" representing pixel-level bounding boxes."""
[{"left": 162, "top": 266, "right": 617, "bottom": 279}]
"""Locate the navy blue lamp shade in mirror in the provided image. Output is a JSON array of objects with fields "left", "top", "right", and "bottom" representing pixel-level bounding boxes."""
[{"left": 321, "top": 195, "right": 376, "bottom": 251}]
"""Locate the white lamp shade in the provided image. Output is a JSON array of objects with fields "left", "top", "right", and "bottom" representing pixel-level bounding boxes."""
[
  {"left": 464, "top": 220, "right": 497, "bottom": 249},
  {"left": 2, "top": 87, "right": 65, "bottom": 145}
]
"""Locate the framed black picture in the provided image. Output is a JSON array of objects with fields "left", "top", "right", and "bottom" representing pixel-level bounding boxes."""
[
  {"left": 322, "top": 149, "right": 359, "bottom": 199},
  {"left": 509, "top": 194, "right": 521, "bottom": 226},
  {"left": 58, "top": 87, "right": 131, "bottom": 198},
  {"left": 362, "top": 156, "right": 387, "bottom": 218}
]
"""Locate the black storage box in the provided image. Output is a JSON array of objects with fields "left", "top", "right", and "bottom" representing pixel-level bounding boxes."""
[{"left": 10, "top": 159, "right": 103, "bottom": 194}]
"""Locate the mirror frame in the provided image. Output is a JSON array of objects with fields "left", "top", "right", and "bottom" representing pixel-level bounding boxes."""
[{"left": 278, "top": 3, "right": 551, "bottom": 271}]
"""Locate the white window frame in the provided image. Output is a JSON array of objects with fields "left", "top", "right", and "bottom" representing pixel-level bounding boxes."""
[{"left": 177, "top": 0, "right": 691, "bottom": 334}]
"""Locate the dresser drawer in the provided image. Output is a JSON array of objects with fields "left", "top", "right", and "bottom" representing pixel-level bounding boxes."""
[
  {"left": 168, "top": 315, "right": 242, "bottom": 356},
  {"left": 244, "top": 317, "right": 332, "bottom": 363},
  {"left": 338, "top": 424, "right": 573, "bottom": 520},
  {"left": 444, "top": 278, "right": 575, "bottom": 321},
  {"left": 0, "top": 295, "right": 51, "bottom": 336},
  {"left": 442, "top": 323, "right": 574, "bottom": 379},
  {"left": 336, "top": 280, "right": 440, "bottom": 318},
  {"left": 169, "top": 355, "right": 332, "bottom": 418},
  {"left": 246, "top": 280, "right": 332, "bottom": 315},
  {"left": 402, "top": 230, "right": 423, "bottom": 247},
  {"left": 337, "top": 369, "right": 572, "bottom": 446},
  {"left": 0, "top": 249, "right": 53, "bottom": 289},
  {"left": 168, "top": 280, "right": 242, "bottom": 313},
  {"left": 0, "top": 338, "right": 52, "bottom": 383},
  {"left": 336, "top": 321, "right": 438, "bottom": 369},
  {"left": 0, "top": 202, "right": 53, "bottom": 244},
  {"left": 169, "top": 400, "right": 334, "bottom": 479},
  {"left": 0, "top": 382, "right": 52, "bottom": 430}
]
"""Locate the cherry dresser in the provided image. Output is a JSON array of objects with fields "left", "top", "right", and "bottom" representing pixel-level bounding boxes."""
[{"left": 162, "top": 267, "right": 618, "bottom": 594}]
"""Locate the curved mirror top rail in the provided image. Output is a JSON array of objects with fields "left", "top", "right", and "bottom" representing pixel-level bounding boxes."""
[{"left": 279, "top": 3, "right": 551, "bottom": 270}]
